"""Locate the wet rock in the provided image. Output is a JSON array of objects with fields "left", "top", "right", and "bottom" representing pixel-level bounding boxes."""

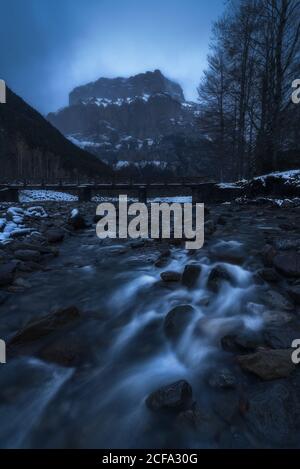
[
  {"left": 181, "top": 265, "right": 201, "bottom": 288},
  {"left": 263, "top": 325, "right": 300, "bottom": 349},
  {"left": 129, "top": 239, "right": 145, "bottom": 249},
  {"left": 154, "top": 249, "right": 171, "bottom": 267},
  {"left": 245, "top": 383, "right": 299, "bottom": 446},
  {"left": 38, "top": 335, "right": 85, "bottom": 367},
  {"left": 287, "top": 286, "right": 300, "bottom": 305},
  {"left": 13, "top": 277, "right": 32, "bottom": 289},
  {"left": 261, "top": 244, "right": 277, "bottom": 267},
  {"left": 237, "top": 349, "right": 295, "bottom": 380},
  {"left": 9, "top": 306, "right": 80, "bottom": 345},
  {"left": 279, "top": 223, "right": 297, "bottom": 232},
  {"left": 14, "top": 249, "right": 40, "bottom": 263},
  {"left": 0, "top": 262, "right": 17, "bottom": 286},
  {"left": 221, "top": 330, "right": 264, "bottom": 353},
  {"left": 17, "top": 261, "right": 43, "bottom": 273},
  {"left": 68, "top": 209, "right": 87, "bottom": 230},
  {"left": 210, "top": 242, "right": 245, "bottom": 265},
  {"left": 0, "top": 291, "right": 8, "bottom": 305},
  {"left": 46, "top": 229, "right": 65, "bottom": 244},
  {"left": 164, "top": 305, "right": 196, "bottom": 341},
  {"left": 154, "top": 258, "right": 168, "bottom": 268},
  {"left": 204, "top": 220, "right": 215, "bottom": 237},
  {"left": 176, "top": 403, "right": 222, "bottom": 438},
  {"left": 273, "top": 252, "right": 300, "bottom": 278},
  {"left": 146, "top": 380, "right": 192, "bottom": 412},
  {"left": 207, "top": 266, "right": 232, "bottom": 292},
  {"left": 213, "top": 390, "right": 240, "bottom": 424},
  {"left": 264, "top": 290, "right": 294, "bottom": 311},
  {"left": 160, "top": 271, "right": 181, "bottom": 283},
  {"left": 258, "top": 268, "right": 280, "bottom": 283},
  {"left": 208, "top": 368, "right": 237, "bottom": 389},
  {"left": 262, "top": 309, "right": 294, "bottom": 326}
]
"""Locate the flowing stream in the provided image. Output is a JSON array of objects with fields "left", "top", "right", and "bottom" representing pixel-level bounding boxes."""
[{"left": 0, "top": 230, "right": 262, "bottom": 448}]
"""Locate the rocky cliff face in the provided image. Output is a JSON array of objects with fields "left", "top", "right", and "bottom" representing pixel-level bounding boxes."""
[
  {"left": 0, "top": 87, "right": 112, "bottom": 181},
  {"left": 69, "top": 69, "right": 185, "bottom": 105},
  {"left": 48, "top": 70, "right": 216, "bottom": 178}
]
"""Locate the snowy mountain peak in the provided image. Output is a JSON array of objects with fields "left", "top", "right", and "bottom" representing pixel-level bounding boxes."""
[{"left": 69, "top": 70, "right": 185, "bottom": 106}]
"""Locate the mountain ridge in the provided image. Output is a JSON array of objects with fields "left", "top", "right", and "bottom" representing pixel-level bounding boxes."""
[
  {"left": 0, "top": 87, "right": 112, "bottom": 181},
  {"left": 47, "top": 70, "right": 217, "bottom": 178}
]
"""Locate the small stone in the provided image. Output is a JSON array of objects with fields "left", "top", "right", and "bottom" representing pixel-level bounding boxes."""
[
  {"left": 13, "top": 277, "right": 32, "bottom": 289},
  {"left": 46, "top": 229, "right": 65, "bottom": 244},
  {"left": 160, "top": 271, "right": 181, "bottom": 282},
  {"left": 146, "top": 380, "right": 192, "bottom": 412},
  {"left": 208, "top": 368, "right": 237, "bottom": 389},
  {"left": 68, "top": 210, "right": 87, "bottom": 230}
]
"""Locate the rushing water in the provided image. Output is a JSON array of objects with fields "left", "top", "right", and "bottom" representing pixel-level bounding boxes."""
[{"left": 0, "top": 231, "right": 262, "bottom": 448}]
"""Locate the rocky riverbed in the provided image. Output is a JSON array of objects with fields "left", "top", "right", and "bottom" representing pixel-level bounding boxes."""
[{"left": 0, "top": 198, "right": 300, "bottom": 448}]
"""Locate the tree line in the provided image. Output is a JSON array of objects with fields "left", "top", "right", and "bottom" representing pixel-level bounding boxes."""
[{"left": 198, "top": 0, "right": 300, "bottom": 181}]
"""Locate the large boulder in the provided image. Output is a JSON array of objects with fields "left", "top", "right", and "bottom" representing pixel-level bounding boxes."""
[
  {"left": 38, "top": 334, "right": 86, "bottom": 367},
  {"left": 237, "top": 349, "right": 295, "bottom": 380},
  {"left": 146, "top": 380, "right": 192, "bottom": 412},
  {"left": 207, "top": 265, "right": 232, "bottom": 292},
  {"left": 273, "top": 253, "right": 300, "bottom": 278},
  {"left": 164, "top": 305, "right": 196, "bottom": 341},
  {"left": 9, "top": 306, "right": 80, "bottom": 345}
]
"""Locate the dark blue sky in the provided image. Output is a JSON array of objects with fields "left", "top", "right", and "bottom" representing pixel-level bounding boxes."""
[{"left": 0, "top": 0, "right": 225, "bottom": 114}]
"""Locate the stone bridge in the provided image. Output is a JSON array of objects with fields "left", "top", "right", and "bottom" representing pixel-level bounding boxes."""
[{"left": 0, "top": 181, "right": 242, "bottom": 204}]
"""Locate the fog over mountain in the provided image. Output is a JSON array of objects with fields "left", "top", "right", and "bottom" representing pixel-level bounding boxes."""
[{"left": 0, "top": 0, "right": 225, "bottom": 114}]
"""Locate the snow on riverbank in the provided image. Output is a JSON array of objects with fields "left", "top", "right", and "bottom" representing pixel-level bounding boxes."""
[
  {"left": 0, "top": 206, "right": 48, "bottom": 244},
  {"left": 20, "top": 190, "right": 78, "bottom": 203}
]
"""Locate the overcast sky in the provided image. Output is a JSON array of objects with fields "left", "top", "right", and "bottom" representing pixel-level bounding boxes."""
[{"left": 0, "top": 0, "right": 225, "bottom": 114}]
